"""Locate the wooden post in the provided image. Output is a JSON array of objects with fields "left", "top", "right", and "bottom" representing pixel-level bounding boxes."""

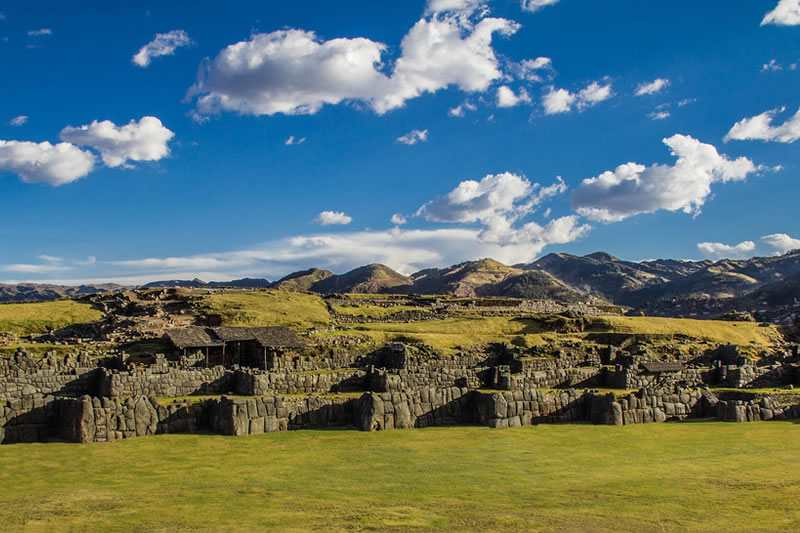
[
  {"left": 222, "top": 343, "right": 226, "bottom": 368},
  {"left": 263, "top": 346, "right": 267, "bottom": 371},
  {"left": 205, "top": 347, "right": 209, "bottom": 368}
]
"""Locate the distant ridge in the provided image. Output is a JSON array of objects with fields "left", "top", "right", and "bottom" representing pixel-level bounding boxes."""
[
  {"left": 271, "top": 268, "right": 334, "bottom": 292},
  {"left": 309, "top": 264, "right": 412, "bottom": 294},
  {"left": 140, "top": 278, "right": 272, "bottom": 289},
  {"left": 0, "top": 283, "right": 128, "bottom": 303},
  {"left": 3, "top": 250, "right": 800, "bottom": 317}
]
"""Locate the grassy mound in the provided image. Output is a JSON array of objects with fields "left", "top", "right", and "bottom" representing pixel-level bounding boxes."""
[
  {"left": 196, "top": 290, "right": 331, "bottom": 330},
  {"left": 0, "top": 423, "right": 798, "bottom": 531},
  {"left": 598, "top": 316, "right": 781, "bottom": 346},
  {"left": 0, "top": 300, "right": 103, "bottom": 335}
]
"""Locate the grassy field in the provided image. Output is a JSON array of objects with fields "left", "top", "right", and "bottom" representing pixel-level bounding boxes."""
[
  {"left": 599, "top": 316, "right": 781, "bottom": 346},
  {"left": 196, "top": 291, "right": 331, "bottom": 330},
  {"left": 0, "top": 300, "right": 103, "bottom": 335},
  {"left": 0, "top": 423, "right": 798, "bottom": 532},
  {"left": 331, "top": 303, "right": 429, "bottom": 318},
  {"left": 343, "top": 316, "right": 550, "bottom": 353}
]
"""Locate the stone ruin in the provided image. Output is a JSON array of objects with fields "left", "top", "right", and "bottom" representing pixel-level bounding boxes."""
[{"left": 1, "top": 338, "right": 799, "bottom": 444}]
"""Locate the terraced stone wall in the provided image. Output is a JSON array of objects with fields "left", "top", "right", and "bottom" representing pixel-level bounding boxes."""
[{"left": 234, "top": 369, "right": 367, "bottom": 395}]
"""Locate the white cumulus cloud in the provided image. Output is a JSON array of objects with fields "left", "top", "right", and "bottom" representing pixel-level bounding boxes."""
[
  {"left": 0, "top": 140, "right": 95, "bottom": 186},
  {"left": 697, "top": 233, "right": 800, "bottom": 259},
  {"left": 427, "top": 0, "right": 485, "bottom": 13},
  {"left": 762, "top": 0, "right": 800, "bottom": 26},
  {"left": 542, "top": 87, "right": 575, "bottom": 114},
  {"left": 571, "top": 134, "right": 761, "bottom": 222},
  {"left": 521, "top": 0, "right": 561, "bottom": 12},
  {"left": 189, "top": 7, "right": 519, "bottom": 118},
  {"left": 542, "top": 81, "right": 613, "bottom": 114},
  {"left": 132, "top": 29, "right": 194, "bottom": 67},
  {"left": 448, "top": 101, "right": 477, "bottom": 117},
  {"left": 514, "top": 56, "right": 554, "bottom": 82},
  {"left": 760, "top": 233, "right": 800, "bottom": 254},
  {"left": 417, "top": 172, "right": 582, "bottom": 246},
  {"left": 724, "top": 107, "right": 800, "bottom": 143},
  {"left": 496, "top": 85, "right": 530, "bottom": 107},
  {"left": 190, "top": 29, "right": 390, "bottom": 116},
  {"left": 421, "top": 172, "right": 534, "bottom": 224},
  {"left": 313, "top": 211, "right": 353, "bottom": 226},
  {"left": 391, "top": 213, "right": 408, "bottom": 225},
  {"left": 397, "top": 129, "right": 428, "bottom": 145},
  {"left": 60, "top": 116, "right": 175, "bottom": 168},
  {"left": 697, "top": 240, "right": 756, "bottom": 260},
  {"left": 635, "top": 78, "right": 670, "bottom": 96},
  {"left": 8, "top": 115, "right": 27, "bottom": 126}
]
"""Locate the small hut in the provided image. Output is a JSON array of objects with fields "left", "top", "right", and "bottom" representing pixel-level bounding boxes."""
[
  {"left": 164, "top": 327, "right": 224, "bottom": 366},
  {"left": 164, "top": 326, "right": 306, "bottom": 369}
]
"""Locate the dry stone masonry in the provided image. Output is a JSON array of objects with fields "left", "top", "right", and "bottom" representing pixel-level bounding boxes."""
[{"left": 1, "top": 338, "right": 799, "bottom": 444}]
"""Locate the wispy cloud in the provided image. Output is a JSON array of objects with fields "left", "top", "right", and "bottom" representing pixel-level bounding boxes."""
[
  {"left": 285, "top": 136, "right": 306, "bottom": 146},
  {"left": 132, "top": 29, "right": 194, "bottom": 67},
  {"left": 8, "top": 115, "right": 27, "bottom": 126},
  {"left": 27, "top": 28, "right": 52, "bottom": 36},
  {"left": 725, "top": 106, "right": 800, "bottom": 143},
  {"left": 397, "top": 129, "right": 428, "bottom": 145},
  {"left": 635, "top": 78, "right": 670, "bottom": 96}
]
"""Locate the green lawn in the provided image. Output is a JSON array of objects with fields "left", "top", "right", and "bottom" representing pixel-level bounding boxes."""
[{"left": 0, "top": 423, "right": 799, "bottom": 531}]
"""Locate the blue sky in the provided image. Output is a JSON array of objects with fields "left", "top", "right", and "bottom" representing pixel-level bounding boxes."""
[{"left": 0, "top": 0, "right": 799, "bottom": 284}]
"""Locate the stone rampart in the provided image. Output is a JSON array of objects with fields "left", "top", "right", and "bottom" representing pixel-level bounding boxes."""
[
  {"left": 356, "top": 387, "right": 474, "bottom": 431},
  {"left": 234, "top": 369, "right": 367, "bottom": 395},
  {"left": 98, "top": 367, "right": 232, "bottom": 398},
  {"left": 208, "top": 395, "right": 357, "bottom": 436},
  {"left": 504, "top": 367, "right": 603, "bottom": 390},
  {"left": 60, "top": 395, "right": 206, "bottom": 443}
]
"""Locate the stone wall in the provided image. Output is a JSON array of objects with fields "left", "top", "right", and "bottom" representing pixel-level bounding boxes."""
[
  {"left": 98, "top": 367, "right": 232, "bottom": 398},
  {"left": 504, "top": 367, "right": 603, "bottom": 390},
  {"left": 60, "top": 395, "right": 206, "bottom": 443},
  {"left": 208, "top": 395, "right": 357, "bottom": 436},
  {"left": 721, "top": 363, "right": 796, "bottom": 389},
  {"left": 0, "top": 368, "right": 100, "bottom": 402},
  {"left": 264, "top": 348, "right": 367, "bottom": 372},
  {"left": 234, "top": 369, "right": 367, "bottom": 395},
  {"left": 0, "top": 393, "right": 62, "bottom": 443},
  {"left": 367, "top": 367, "right": 485, "bottom": 393},
  {"left": 711, "top": 391, "right": 800, "bottom": 422},
  {"left": 356, "top": 387, "right": 475, "bottom": 431},
  {"left": 605, "top": 367, "right": 710, "bottom": 390},
  {"left": 472, "top": 389, "right": 593, "bottom": 428}
]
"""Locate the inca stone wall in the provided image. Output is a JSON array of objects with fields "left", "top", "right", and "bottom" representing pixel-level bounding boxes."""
[
  {"left": 98, "top": 367, "right": 232, "bottom": 398},
  {"left": 1, "top": 339, "right": 800, "bottom": 444},
  {"left": 503, "top": 367, "right": 603, "bottom": 390},
  {"left": 60, "top": 395, "right": 206, "bottom": 443},
  {"left": 0, "top": 351, "right": 105, "bottom": 402},
  {"left": 367, "top": 367, "right": 485, "bottom": 393},
  {"left": 604, "top": 367, "right": 710, "bottom": 390},
  {"left": 208, "top": 395, "right": 357, "bottom": 436},
  {"left": 356, "top": 387, "right": 474, "bottom": 431},
  {"left": 234, "top": 369, "right": 367, "bottom": 395}
]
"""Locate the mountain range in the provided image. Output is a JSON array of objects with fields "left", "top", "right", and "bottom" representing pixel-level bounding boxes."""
[{"left": 3, "top": 251, "right": 800, "bottom": 321}]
